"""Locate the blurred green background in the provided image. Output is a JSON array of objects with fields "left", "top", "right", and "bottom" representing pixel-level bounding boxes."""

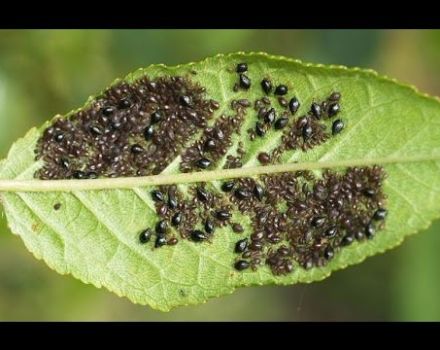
[{"left": 0, "top": 29, "right": 439, "bottom": 321}]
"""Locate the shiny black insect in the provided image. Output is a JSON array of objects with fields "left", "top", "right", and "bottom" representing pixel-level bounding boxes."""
[
  {"left": 373, "top": 208, "right": 387, "bottom": 221},
  {"left": 171, "top": 212, "right": 182, "bottom": 226},
  {"left": 72, "top": 170, "right": 86, "bottom": 179},
  {"left": 191, "top": 230, "right": 207, "bottom": 242},
  {"left": 131, "top": 144, "right": 144, "bottom": 154},
  {"left": 235, "top": 188, "right": 252, "bottom": 200},
  {"left": 139, "top": 228, "right": 153, "bottom": 244},
  {"left": 274, "top": 85, "right": 288, "bottom": 95},
  {"left": 196, "top": 158, "right": 211, "bottom": 169},
  {"left": 221, "top": 181, "right": 235, "bottom": 192},
  {"left": 204, "top": 138, "right": 216, "bottom": 151},
  {"left": 179, "top": 95, "right": 192, "bottom": 107},
  {"left": 264, "top": 108, "right": 276, "bottom": 124},
  {"left": 151, "top": 190, "right": 164, "bottom": 202},
  {"left": 289, "top": 97, "right": 300, "bottom": 114},
  {"left": 311, "top": 216, "right": 326, "bottom": 227},
  {"left": 310, "top": 102, "right": 321, "bottom": 119},
  {"left": 327, "top": 103, "right": 340, "bottom": 117},
  {"left": 155, "top": 220, "right": 168, "bottom": 234},
  {"left": 261, "top": 79, "right": 272, "bottom": 94},
  {"left": 236, "top": 63, "right": 248, "bottom": 73},
  {"left": 196, "top": 187, "right": 209, "bottom": 202},
  {"left": 274, "top": 117, "right": 288, "bottom": 130},
  {"left": 234, "top": 260, "right": 250, "bottom": 271},
  {"left": 143, "top": 125, "right": 154, "bottom": 141},
  {"left": 253, "top": 184, "right": 264, "bottom": 200},
  {"left": 150, "top": 111, "right": 162, "bottom": 124},
  {"left": 255, "top": 122, "right": 266, "bottom": 137},
  {"left": 118, "top": 98, "right": 131, "bottom": 109},
  {"left": 239, "top": 74, "right": 251, "bottom": 89},
  {"left": 365, "top": 222, "right": 375, "bottom": 238},
  {"left": 215, "top": 210, "right": 231, "bottom": 221},
  {"left": 102, "top": 106, "right": 114, "bottom": 116},
  {"left": 332, "top": 119, "right": 344, "bottom": 135},
  {"left": 204, "top": 219, "right": 215, "bottom": 234},
  {"left": 168, "top": 192, "right": 178, "bottom": 209},
  {"left": 235, "top": 239, "right": 248, "bottom": 253},
  {"left": 302, "top": 124, "right": 313, "bottom": 140},
  {"left": 155, "top": 234, "right": 167, "bottom": 248}
]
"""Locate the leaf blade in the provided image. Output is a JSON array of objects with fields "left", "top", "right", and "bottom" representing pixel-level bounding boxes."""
[{"left": 1, "top": 52, "right": 440, "bottom": 311}]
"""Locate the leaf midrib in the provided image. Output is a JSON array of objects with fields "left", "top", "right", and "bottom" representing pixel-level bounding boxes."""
[{"left": 0, "top": 154, "right": 438, "bottom": 192}]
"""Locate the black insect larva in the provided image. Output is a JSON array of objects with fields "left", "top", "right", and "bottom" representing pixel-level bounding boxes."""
[
  {"left": 332, "top": 119, "right": 344, "bottom": 135},
  {"left": 327, "top": 103, "right": 340, "bottom": 117},
  {"left": 155, "top": 220, "right": 168, "bottom": 235},
  {"left": 274, "top": 84, "right": 288, "bottom": 95},
  {"left": 139, "top": 228, "right": 153, "bottom": 244},
  {"left": 191, "top": 230, "right": 207, "bottom": 242},
  {"left": 310, "top": 102, "right": 322, "bottom": 119},
  {"left": 274, "top": 117, "right": 288, "bottom": 130},
  {"left": 151, "top": 190, "right": 164, "bottom": 202},
  {"left": 155, "top": 234, "right": 167, "bottom": 248},
  {"left": 235, "top": 239, "right": 248, "bottom": 253},
  {"left": 196, "top": 158, "right": 211, "bottom": 169},
  {"left": 204, "top": 219, "right": 215, "bottom": 234},
  {"left": 236, "top": 62, "right": 248, "bottom": 73},
  {"left": 234, "top": 260, "right": 250, "bottom": 271},
  {"left": 215, "top": 210, "right": 231, "bottom": 221},
  {"left": 171, "top": 212, "right": 182, "bottom": 227},
  {"left": 261, "top": 79, "right": 272, "bottom": 94},
  {"left": 239, "top": 74, "right": 251, "bottom": 89},
  {"left": 221, "top": 181, "right": 235, "bottom": 192},
  {"left": 373, "top": 208, "right": 387, "bottom": 221},
  {"left": 289, "top": 97, "right": 300, "bottom": 114}
]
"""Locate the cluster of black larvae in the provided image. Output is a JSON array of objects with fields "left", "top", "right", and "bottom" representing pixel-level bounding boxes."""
[
  {"left": 35, "top": 76, "right": 219, "bottom": 179},
  {"left": 140, "top": 165, "right": 387, "bottom": 275},
  {"left": 38, "top": 61, "right": 388, "bottom": 277}
]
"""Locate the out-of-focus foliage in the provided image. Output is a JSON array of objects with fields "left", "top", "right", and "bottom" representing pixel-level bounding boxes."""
[{"left": 0, "top": 29, "right": 439, "bottom": 320}]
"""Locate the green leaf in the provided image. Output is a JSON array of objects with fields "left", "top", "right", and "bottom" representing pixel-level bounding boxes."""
[{"left": 0, "top": 52, "right": 440, "bottom": 311}]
